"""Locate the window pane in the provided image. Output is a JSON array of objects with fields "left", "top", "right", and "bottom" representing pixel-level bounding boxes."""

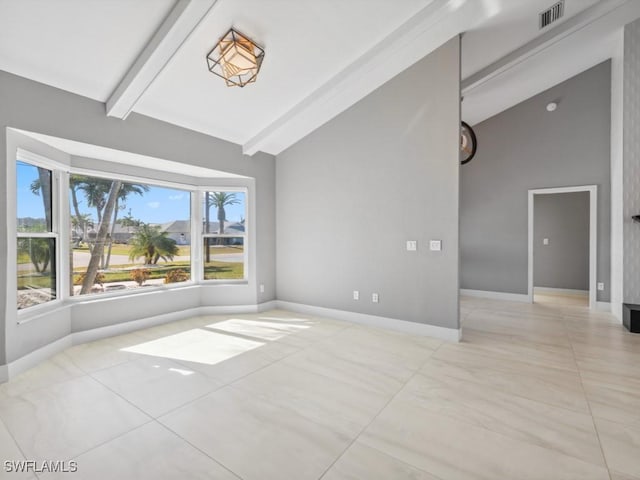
[
  {"left": 203, "top": 190, "right": 246, "bottom": 281},
  {"left": 203, "top": 191, "right": 245, "bottom": 234},
  {"left": 17, "top": 161, "right": 52, "bottom": 232},
  {"left": 203, "top": 237, "right": 244, "bottom": 280},
  {"left": 17, "top": 238, "right": 56, "bottom": 309},
  {"left": 70, "top": 177, "right": 191, "bottom": 296}
]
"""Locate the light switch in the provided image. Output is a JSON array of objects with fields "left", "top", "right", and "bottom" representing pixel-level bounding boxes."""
[
  {"left": 406, "top": 240, "right": 417, "bottom": 251},
  {"left": 543, "top": 238, "right": 549, "bottom": 245},
  {"left": 429, "top": 240, "right": 442, "bottom": 251}
]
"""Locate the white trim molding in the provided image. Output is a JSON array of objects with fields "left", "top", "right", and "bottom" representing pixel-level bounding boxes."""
[
  {"left": 460, "top": 289, "right": 530, "bottom": 302},
  {"left": 533, "top": 287, "right": 589, "bottom": 296},
  {"left": 528, "top": 185, "right": 598, "bottom": 310},
  {"left": 276, "top": 301, "right": 461, "bottom": 342},
  {"left": 106, "top": 0, "right": 218, "bottom": 119}
]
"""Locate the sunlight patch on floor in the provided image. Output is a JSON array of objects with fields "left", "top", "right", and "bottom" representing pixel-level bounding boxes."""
[
  {"left": 208, "top": 318, "right": 310, "bottom": 341},
  {"left": 121, "top": 328, "right": 265, "bottom": 365}
]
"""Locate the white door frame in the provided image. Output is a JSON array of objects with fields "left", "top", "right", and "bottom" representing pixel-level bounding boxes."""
[{"left": 527, "top": 185, "right": 597, "bottom": 309}]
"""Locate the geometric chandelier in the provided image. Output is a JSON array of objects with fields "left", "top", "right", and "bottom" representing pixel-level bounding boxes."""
[{"left": 206, "top": 28, "right": 265, "bottom": 87}]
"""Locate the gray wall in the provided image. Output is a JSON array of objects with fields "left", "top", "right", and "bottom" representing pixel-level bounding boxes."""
[
  {"left": 461, "top": 61, "right": 611, "bottom": 301},
  {"left": 533, "top": 192, "right": 589, "bottom": 290},
  {"left": 276, "top": 37, "right": 461, "bottom": 330},
  {"left": 624, "top": 19, "right": 640, "bottom": 304},
  {"left": 0, "top": 70, "right": 276, "bottom": 364}
]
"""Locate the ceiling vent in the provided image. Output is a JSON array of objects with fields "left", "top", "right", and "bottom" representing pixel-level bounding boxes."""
[{"left": 539, "top": 1, "right": 564, "bottom": 29}]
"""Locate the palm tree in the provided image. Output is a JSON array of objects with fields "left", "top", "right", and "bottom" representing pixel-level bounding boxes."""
[
  {"left": 128, "top": 223, "right": 179, "bottom": 265},
  {"left": 80, "top": 180, "right": 122, "bottom": 294},
  {"left": 205, "top": 192, "right": 240, "bottom": 260},
  {"left": 104, "top": 182, "right": 149, "bottom": 268}
]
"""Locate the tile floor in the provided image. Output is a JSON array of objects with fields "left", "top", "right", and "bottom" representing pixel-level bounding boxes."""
[{"left": 0, "top": 297, "right": 639, "bottom": 479}]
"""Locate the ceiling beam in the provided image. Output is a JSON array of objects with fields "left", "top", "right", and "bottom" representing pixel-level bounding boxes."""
[
  {"left": 242, "top": 0, "right": 478, "bottom": 156},
  {"left": 106, "top": 0, "right": 217, "bottom": 119},
  {"left": 461, "top": 0, "right": 630, "bottom": 95}
]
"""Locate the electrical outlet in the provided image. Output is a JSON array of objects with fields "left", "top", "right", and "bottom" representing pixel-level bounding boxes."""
[
  {"left": 429, "top": 240, "right": 442, "bottom": 251},
  {"left": 353, "top": 290, "right": 359, "bottom": 300},
  {"left": 259, "top": 284, "right": 265, "bottom": 293},
  {"left": 406, "top": 240, "right": 417, "bottom": 251},
  {"left": 372, "top": 293, "right": 379, "bottom": 303},
  {"left": 597, "top": 282, "right": 604, "bottom": 291}
]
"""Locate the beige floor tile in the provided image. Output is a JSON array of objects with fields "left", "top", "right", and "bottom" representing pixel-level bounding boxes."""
[
  {"left": 361, "top": 397, "right": 609, "bottom": 480},
  {"left": 460, "top": 327, "right": 577, "bottom": 371},
  {"left": 40, "top": 422, "right": 239, "bottom": 480},
  {"left": 0, "top": 376, "right": 150, "bottom": 462},
  {"left": 610, "top": 471, "right": 640, "bottom": 480},
  {"left": 401, "top": 372, "right": 605, "bottom": 466},
  {"left": 582, "top": 371, "right": 640, "bottom": 427},
  {"left": 0, "top": 300, "right": 634, "bottom": 479},
  {"left": 427, "top": 346, "right": 590, "bottom": 412},
  {"left": 90, "top": 356, "right": 223, "bottom": 417},
  {"left": 281, "top": 345, "right": 406, "bottom": 396},
  {"left": 593, "top": 417, "right": 640, "bottom": 478},
  {"left": 159, "top": 386, "right": 351, "bottom": 480},
  {"left": 232, "top": 361, "right": 391, "bottom": 437},
  {"left": 0, "top": 417, "right": 36, "bottom": 479},
  {"left": 0, "top": 353, "right": 84, "bottom": 398},
  {"left": 64, "top": 332, "right": 151, "bottom": 373},
  {"left": 174, "top": 339, "right": 300, "bottom": 384},
  {"left": 322, "top": 441, "right": 440, "bottom": 480}
]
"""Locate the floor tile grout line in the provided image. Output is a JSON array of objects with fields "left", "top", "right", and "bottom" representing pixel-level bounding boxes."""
[
  {"left": 316, "top": 343, "right": 445, "bottom": 480},
  {"left": 56, "top": 418, "right": 156, "bottom": 466},
  {"left": 561, "top": 313, "right": 614, "bottom": 480},
  {"left": 0, "top": 411, "right": 32, "bottom": 471},
  {"left": 156, "top": 419, "right": 245, "bottom": 480}
]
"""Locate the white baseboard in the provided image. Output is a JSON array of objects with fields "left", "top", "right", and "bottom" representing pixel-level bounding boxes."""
[
  {"left": 460, "top": 289, "right": 530, "bottom": 303},
  {"left": 596, "top": 301, "right": 611, "bottom": 312},
  {"left": 1, "top": 301, "right": 279, "bottom": 383},
  {"left": 534, "top": 287, "right": 589, "bottom": 297},
  {"left": 276, "top": 301, "right": 461, "bottom": 342},
  {"left": 7, "top": 335, "right": 73, "bottom": 379}
]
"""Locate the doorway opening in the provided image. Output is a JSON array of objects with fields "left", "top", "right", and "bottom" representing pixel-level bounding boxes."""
[{"left": 528, "top": 185, "right": 597, "bottom": 309}]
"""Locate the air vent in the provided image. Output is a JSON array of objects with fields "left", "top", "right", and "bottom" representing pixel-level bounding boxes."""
[{"left": 539, "top": 1, "right": 564, "bottom": 29}]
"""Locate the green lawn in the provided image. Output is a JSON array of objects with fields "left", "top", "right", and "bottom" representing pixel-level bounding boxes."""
[
  {"left": 73, "top": 244, "right": 192, "bottom": 257},
  {"left": 18, "top": 261, "right": 244, "bottom": 289}
]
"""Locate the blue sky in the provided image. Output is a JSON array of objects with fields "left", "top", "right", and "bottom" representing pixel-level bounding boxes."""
[{"left": 17, "top": 162, "right": 246, "bottom": 224}]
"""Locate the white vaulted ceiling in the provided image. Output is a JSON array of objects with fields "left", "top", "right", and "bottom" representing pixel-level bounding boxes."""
[{"left": 0, "top": 0, "right": 638, "bottom": 156}]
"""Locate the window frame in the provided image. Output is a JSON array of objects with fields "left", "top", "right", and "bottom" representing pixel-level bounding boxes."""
[
  {"left": 200, "top": 187, "right": 249, "bottom": 283},
  {"left": 15, "top": 151, "right": 64, "bottom": 314},
  {"left": 66, "top": 168, "right": 197, "bottom": 300}
]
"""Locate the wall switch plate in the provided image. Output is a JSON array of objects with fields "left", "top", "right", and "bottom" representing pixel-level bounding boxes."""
[
  {"left": 597, "top": 282, "right": 604, "bottom": 291},
  {"left": 372, "top": 293, "right": 379, "bottom": 303},
  {"left": 259, "top": 284, "right": 265, "bottom": 293},
  {"left": 429, "top": 240, "right": 442, "bottom": 251},
  {"left": 406, "top": 240, "right": 417, "bottom": 251},
  {"left": 353, "top": 290, "right": 359, "bottom": 300},
  {"left": 543, "top": 238, "right": 549, "bottom": 245}
]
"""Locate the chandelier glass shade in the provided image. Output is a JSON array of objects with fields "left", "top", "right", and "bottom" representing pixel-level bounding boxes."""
[{"left": 206, "top": 29, "right": 264, "bottom": 87}]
